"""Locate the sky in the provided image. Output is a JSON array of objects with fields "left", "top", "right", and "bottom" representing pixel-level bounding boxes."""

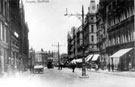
[{"left": 23, "top": 0, "right": 99, "bottom": 54}]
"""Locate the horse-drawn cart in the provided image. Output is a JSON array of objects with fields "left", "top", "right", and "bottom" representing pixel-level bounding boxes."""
[{"left": 34, "top": 65, "right": 44, "bottom": 73}]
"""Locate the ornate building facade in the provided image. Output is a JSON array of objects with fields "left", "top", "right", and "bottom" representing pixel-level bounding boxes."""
[
  {"left": 97, "top": 0, "right": 135, "bottom": 70},
  {"left": 83, "top": 0, "right": 99, "bottom": 56},
  {"left": 67, "top": 0, "right": 99, "bottom": 63}
]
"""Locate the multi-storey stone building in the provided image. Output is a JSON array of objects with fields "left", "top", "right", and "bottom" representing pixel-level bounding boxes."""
[
  {"left": 97, "top": 0, "right": 135, "bottom": 70},
  {"left": 8, "top": 0, "right": 22, "bottom": 72},
  {"left": 67, "top": 0, "right": 99, "bottom": 64},
  {"left": 9, "top": 0, "right": 23, "bottom": 71},
  {"left": 76, "top": 26, "right": 83, "bottom": 58},
  {"left": 84, "top": 0, "right": 99, "bottom": 56},
  {"left": 0, "top": 0, "right": 29, "bottom": 75},
  {"left": 35, "top": 50, "right": 58, "bottom": 67},
  {"left": 96, "top": 0, "right": 108, "bottom": 69},
  {"left": 0, "top": 0, "right": 10, "bottom": 75},
  {"left": 67, "top": 26, "right": 83, "bottom": 60},
  {"left": 67, "top": 27, "right": 75, "bottom": 60}
]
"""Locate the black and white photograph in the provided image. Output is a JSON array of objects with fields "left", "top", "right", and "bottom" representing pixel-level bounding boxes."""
[{"left": 0, "top": 0, "right": 135, "bottom": 87}]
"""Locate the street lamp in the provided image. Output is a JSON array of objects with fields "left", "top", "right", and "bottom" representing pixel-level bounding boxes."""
[
  {"left": 65, "top": 5, "right": 89, "bottom": 78},
  {"left": 79, "top": 5, "right": 89, "bottom": 78}
]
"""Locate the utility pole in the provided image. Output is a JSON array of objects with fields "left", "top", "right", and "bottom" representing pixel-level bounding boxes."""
[
  {"left": 52, "top": 42, "right": 65, "bottom": 70},
  {"left": 64, "top": 5, "right": 89, "bottom": 78}
]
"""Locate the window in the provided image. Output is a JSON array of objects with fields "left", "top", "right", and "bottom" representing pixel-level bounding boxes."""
[
  {"left": 5, "top": 1, "right": 7, "bottom": 17},
  {"left": 0, "top": 0, "right": 1, "bottom": 12},
  {"left": 4, "top": 25, "right": 6, "bottom": 42},
  {"left": 0, "top": 22, "right": 1, "bottom": 40},
  {"left": 108, "top": 4, "right": 111, "bottom": 10},
  {"left": 117, "top": 36, "right": 120, "bottom": 44},
  {"left": 91, "top": 25, "right": 94, "bottom": 32},
  {"left": 0, "top": 0, "right": 3, "bottom": 13},
  {"left": 91, "top": 17, "right": 93, "bottom": 20},
  {"left": 92, "top": 6, "right": 95, "bottom": 10},
  {"left": 6, "top": 27, "right": 8, "bottom": 43},
  {"left": 2, "top": 24, "right": 4, "bottom": 41},
  {"left": 91, "top": 35, "right": 94, "bottom": 42},
  {"left": 131, "top": 7, "right": 134, "bottom": 16},
  {"left": 0, "top": 23, "right": 3, "bottom": 41},
  {"left": 3, "top": 0, "right": 5, "bottom": 16}
]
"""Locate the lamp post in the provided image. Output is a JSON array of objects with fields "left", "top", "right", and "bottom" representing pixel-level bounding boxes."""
[
  {"left": 65, "top": 5, "right": 88, "bottom": 78},
  {"left": 58, "top": 42, "right": 60, "bottom": 70},
  {"left": 79, "top": 5, "right": 88, "bottom": 78}
]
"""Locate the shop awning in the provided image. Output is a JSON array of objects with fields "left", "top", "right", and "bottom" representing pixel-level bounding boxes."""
[
  {"left": 110, "top": 48, "right": 133, "bottom": 58},
  {"left": 86, "top": 54, "right": 93, "bottom": 62},
  {"left": 71, "top": 54, "right": 94, "bottom": 63},
  {"left": 75, "top": 59, "right": 82, "bottom": 63},
  {"left": 71, "top": 59, "right": 82, "bottom": 63},
  {"left": 91, "top": 54, "right": 100, "bottom": 61},
  {"left": 71, "top": 59, "right": 76, "bottom": 63}
]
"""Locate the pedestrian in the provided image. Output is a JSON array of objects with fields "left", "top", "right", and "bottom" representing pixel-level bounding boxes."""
[
  {"left": 128, "top": 62, "right": 132, "bottom": 70},
  {"left": 87, "top": 63, "right": 91, "bottom": 70},
  {"left": 31, "top": 65, "right": 34, "bottom": 73},
  {"left": 59, "top": 62, "right": 63, "bottom": 70},
  {"left": 108, "top": 63, "right": 110, "bottom": 71},
  {"left": 95, "top": 64, "right": 98, "bottom": 71},
  {"left": 111, "top": 63, "right": 114, "bottom": 72},
  {"left": 72, "top": 62, "right": 76, "bottom": 72}
]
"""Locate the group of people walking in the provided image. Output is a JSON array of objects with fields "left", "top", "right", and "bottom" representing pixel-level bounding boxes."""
[
  {"left": 58, "top": 62, "right": 76, "bottom": 72},
  {"left": 107, "top": 63, "right": 114, "bottom": 71}
]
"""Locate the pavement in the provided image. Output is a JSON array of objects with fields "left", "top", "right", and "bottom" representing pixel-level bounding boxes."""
[
  {"left": 66, "top": 67, "right": 135, "bottom": 78},
  {"left": 86, "top": 68, "right": 135, "bottom": 78}
]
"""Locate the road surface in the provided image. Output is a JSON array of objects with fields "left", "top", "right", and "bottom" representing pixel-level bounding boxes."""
[{"left": 1, "top": 67, "right": 135, "bottom": 87}]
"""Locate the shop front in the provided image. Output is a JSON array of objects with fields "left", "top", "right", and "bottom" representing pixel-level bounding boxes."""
[{"left": 110, "top": 48, "right": 134, "bottom": 71}]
